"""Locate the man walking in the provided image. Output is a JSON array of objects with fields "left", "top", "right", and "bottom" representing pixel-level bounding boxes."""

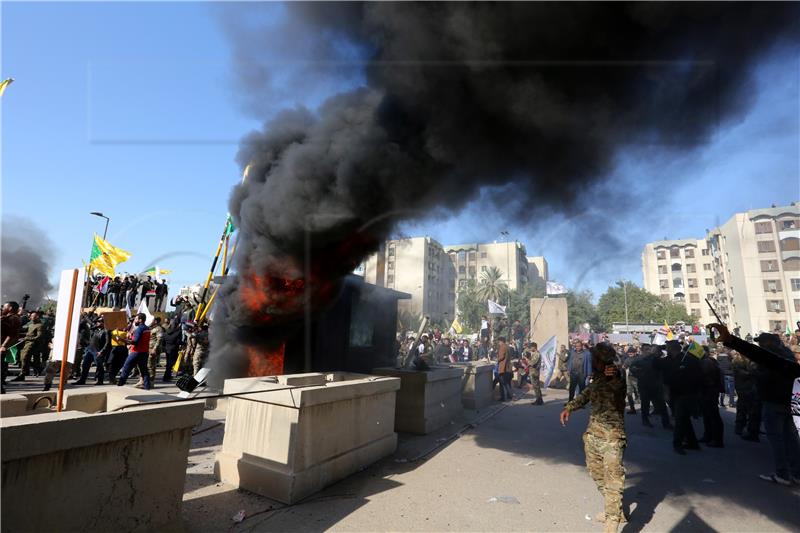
[
  {"left": 75, "top": 316, "right": 110, "bottom": 385},
  {"left": 660, "top": 340, "right": 702, "bottom": 454},
  {"left": 733, "top": 350, "right": 761, "bottom": 441},
  {"left": 561, "top": 343, "right": 627, "bottom": 533},
  {"left": 161, "top": 320, "right": 183, "bottom": 383},
  {"left": 567, "top": 340, "right": 591, "bottom": 402},
  {"left": 146, "top": 317, "right": 165, "bottom": 384},
  {"left": 117, "top": 313, "right": 152, "bottom": 389},
  {"left": 526, "top": 342, "right": 543, "bottom": 405},
  {"left": 496, "top": 336, "right": 513, "bottom": 401},
  {"left": 13, "top": 310, "right": 47, "bottom": 380}
]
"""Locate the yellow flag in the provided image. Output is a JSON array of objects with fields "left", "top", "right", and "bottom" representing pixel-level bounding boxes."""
[
  {"left": 664, "top": 320, "right": 674, "bottom": 341},
  {"left": 0, "top": 78, "right": 13, "bottom": 98},
  {"left": 451, "top": 317, "right": 463, "bottom": 334},
  {"left": 89, "top": 234, "right": 131, "bottom": 276}
]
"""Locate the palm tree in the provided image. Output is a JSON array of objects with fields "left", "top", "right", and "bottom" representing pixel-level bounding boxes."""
[{"left": 477, "top": 266, "right": 508, "bottom": 303}]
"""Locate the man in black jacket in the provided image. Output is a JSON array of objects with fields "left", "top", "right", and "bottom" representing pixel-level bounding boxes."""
[
  {"left": 161, "top": 320, "right": 184, "bottom": 383},
  {"left": 75, "top": 316, "right": 111, "bottom": 385},
  {"left": 659, "top": 340, "right": 702, "bottom": 454},
  {"left": 698, "top": 346, "right": 724, "bottom": 447},
  {"left": 630, "top": 344, "right": 672, "bottom": 430},
  {"left": 710, "top": 324, "right": 800, "bottom": 486}
]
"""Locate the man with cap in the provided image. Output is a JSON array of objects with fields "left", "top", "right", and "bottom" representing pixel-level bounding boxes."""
[
  {"left": 75, "top": 315, "right": 111, "bottom": 385},
  {"left": 710, "top": 324, "right": 800, "bottom": 486},
  {"left": 560, "top": 343, "right": 627, "bottom": 533},
  {"left": 13, "top": 310, "right": 47, "bottom": 380}
]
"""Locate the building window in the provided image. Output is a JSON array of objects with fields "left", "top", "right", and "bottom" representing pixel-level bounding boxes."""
[
  {"left": 685, "top": 249, "right": 695, "bottom": 259},
  {"left": 795, "top": 299, "right": 800, "bottom": 312},
  {"left": 656, "top": 250, "right": 666, "bottom": 260},
  {"left": 702, "top": 249, "right": 709, "bottom": 256},
  {"left": 757, "top": 240, "right": 776, "bottom": 253},
  {"left": 658, "top": 265, "right": 667, "bottom": 275},
  {"left": 761, "top": 260, "right": 779, "bottom": 272},
  {"left": 781, "top": 238, "right": 800, "bottom": 251},
  {"left": 687, "top": 264, "right": 696, "bottom": 273},
  {"left": 707, "top": 294, "right": 714, "bottom": 301},
  {"left": 670, "top": 247, "right": 680, "bottom": 258},
  {"left": 703, "top": 263, "right": 711, "bottom": 271},
  {"left": 387, "top": 275, "right": 394, "bottom": 284},
  {"left": 766, "top": 300, "right": 785, "bottom": 312},
  {"left": 671, "top": 263, "right": 682, "bottom": 272},
  {"left": 755, "top": 221, "right": 773, "bottom": 234},
  {"left": 674, "top": 293, "right": 685, "bottom": 303},
  {"left": 791, "top": 278, "right": 800, "bottom": 291},
  {"left": 688, "top": 278, "right": 698, "bottom": 288},
  {"left": 458, "top": 266, "right": 465, "bottom": 274},
  {"left": 691, "top": 308, "right": 701, "bottom": 317},
  {"left": 480, "top": 251, "right": 487, "bottom": 258},
  {"left": 481, "top": 266, "right": 487, "bottom": 272},
  {"left": 763, "top": 279, "right": 782, "bottom": 292},
  {"left": 458, "top": 251, "right": 466, "bottom": 261},
  {"left": 660, "top": 280, "right": 669, "bottom": 289},
  {"left": 705, "top": 278, "right": 713, "bottom": 286},
  {"left": 468, "top": 252, "right": 476, "bottom": 261},
  {"left": 468, "top": 266, "right": 476, "bottom": 278},
  {"left": 388, "top": 247, "right": 395, "bottom": 256},
  {"left": 673, "top": 278, "right": 683, "bottom": 289},
  {"left": 690, "top": 293, "right": 700, "bottom": 303},
  {"left": 783, "top": 219, "right": 798, "bottom": 230},
  {"left": 769, "top": 320, "right": 787, "bottom": 332},
  {"left": 784, "top": 258, "right": 800, "bottom": 271}
]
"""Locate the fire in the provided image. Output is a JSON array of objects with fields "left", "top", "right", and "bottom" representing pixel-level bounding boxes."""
[{"left": 246, "top": 344, "right": 285, "bottom": 377}]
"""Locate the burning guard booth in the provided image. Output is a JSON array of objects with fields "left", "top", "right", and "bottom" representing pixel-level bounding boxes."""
[{"left": 282, "top": 274, "right": 409, "bottom": 374}]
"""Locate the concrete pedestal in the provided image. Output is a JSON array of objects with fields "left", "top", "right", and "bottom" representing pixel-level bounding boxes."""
[
  {"left": 215, "top": 372, "right": 401, "bottom": 504},
  {"left": 454, "top": 362, "right": 494, "bottom": 410},
  {"left": 372, "top": 366, "right": 465, "bottom": 434},
  {"left": 1, "top": 387, "right": 203, "bottom": 532}
]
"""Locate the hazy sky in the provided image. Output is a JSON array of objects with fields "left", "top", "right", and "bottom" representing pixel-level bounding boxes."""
[{"left": 2, "top": 2, "right": 798, "bottom": 302}]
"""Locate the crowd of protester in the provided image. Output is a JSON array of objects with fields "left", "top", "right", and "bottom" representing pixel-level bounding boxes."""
[
  {"left": 395, "top": 314, "right": 800, "bottom": 490},
  {"left": 84, "top": 273, "right": 169, "bottom": 311},
  {"left": 0, "top": 293, "right": 209, "bottom": 393}
]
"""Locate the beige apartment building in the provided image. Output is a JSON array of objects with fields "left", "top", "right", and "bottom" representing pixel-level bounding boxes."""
[
  {"left": 363, "top": 237, "right": 456, "bottom": 322},
  {"left": 642, "top": 202, "right": 800, "bottom": 335},
  {"left": 641, "top": 238, "right": 716, "bottom": 325},
  {"left": 362, "top": 238, "right": 548, "bottom": 323}
]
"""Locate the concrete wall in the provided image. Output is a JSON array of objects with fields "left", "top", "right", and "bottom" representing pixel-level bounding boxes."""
[
  {"left": 1, "top": 388, "right": 203, "bottom": 532},
  {"left": 530, "top": 297, "right": 569, "bottom": 347},
  {"left": 216, "top": 373, "right": 400, "bottom": 504}
]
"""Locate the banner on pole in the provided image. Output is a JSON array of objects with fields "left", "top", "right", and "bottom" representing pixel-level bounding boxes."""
[
  {"left": 540, "top": 335, "right": 558, "bottom": 388},
  {"left": 51, "top": 268, "right": 85, "bottom": 362},
  {"left": 546, "top": 281, "right": 568, "bottom": 296},
  {"left": 488, "top": 300, "right": 507, "bottom": 315}
]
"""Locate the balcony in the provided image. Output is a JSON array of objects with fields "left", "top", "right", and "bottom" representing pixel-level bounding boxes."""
[
  {"left": 782, "top": 250, "right": 800, "bottom": 261},
  {"left": 778, "top": 228, "right": 800, "bottom": 241}
]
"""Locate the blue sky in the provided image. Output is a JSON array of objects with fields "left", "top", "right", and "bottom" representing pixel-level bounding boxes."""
[{"left": 2, "top": 2, "right": 798, "bottom": 302}]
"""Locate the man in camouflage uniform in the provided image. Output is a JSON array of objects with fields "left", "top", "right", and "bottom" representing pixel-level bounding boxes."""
[
  {"left": 525, "top": 342, "right": 543, "bottom": 405},
  {"left": 560, "top": 343, "right": 627, "bottom": 533},
  {"left": 14, "top": 310, "right": 47, "bottom": 379},
  {"left": 732, "top": 350, "right": 761, "bottom": 441},
  {"left": 146, "top": 317, "right": 165, "bottom": 383},
  {"left": 191, "top": 322, "right": 210, "bottom": 376}
]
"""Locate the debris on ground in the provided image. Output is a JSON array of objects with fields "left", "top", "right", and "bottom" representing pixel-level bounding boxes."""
[{"left": 487, "top": 496, "right": 520, "bottom": 504}]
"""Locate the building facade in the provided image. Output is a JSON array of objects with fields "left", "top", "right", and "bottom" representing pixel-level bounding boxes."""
[
  {"left": 642, "top": 202, "right": 800, "bottom": 335},
  {"left": 641, "top": 238, "right": 716, "bottom": 325},
  {"left": 362, "top": 237, "right": 548, "bottom": 323}
]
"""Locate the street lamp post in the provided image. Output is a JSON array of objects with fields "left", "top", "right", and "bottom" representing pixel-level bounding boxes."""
[
  {"left": 90, "top": 211, "right": 110, "bottom": 240},
  {"left": 500, "top": 230, "right": 511, "bottom": 311}
]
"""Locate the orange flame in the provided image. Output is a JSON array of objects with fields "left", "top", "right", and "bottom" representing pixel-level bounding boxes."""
[{"left": 246, "top": 344, "right": 285, "bottom": 377}]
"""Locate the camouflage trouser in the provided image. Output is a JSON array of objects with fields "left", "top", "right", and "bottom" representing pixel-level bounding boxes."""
[
  {"left": 583, "top": 432, "right": 626, "bottom": 521},
  {"left": 530, "top": 374, "right": 542, "bottom": 402},
  {"left": 148, "top": 351, "right": 160, "bottom": 382}
]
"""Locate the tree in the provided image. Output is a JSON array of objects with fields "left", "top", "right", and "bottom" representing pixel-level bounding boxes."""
[
  {"left": 476, "top": 266, "right": 508, "bottom": 303},
  {"left": 565, "top": 290, "right": 601, "bottom": 332},
  {"left": 508, "top": 280, "right": 546, "bottom": 328},
  {"left": 397, "top": 309, "right": 423, "bottom": 333},
  {"left": 596, "top": 281, "right": 691, "bottom": 331},
  {"left": 455, "top": 279, "right": 483, "bottom": 333}
]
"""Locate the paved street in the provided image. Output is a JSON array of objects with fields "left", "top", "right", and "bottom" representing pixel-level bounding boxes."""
[{"left": 181, "top": 386, "right": 799, "bottom": 532}]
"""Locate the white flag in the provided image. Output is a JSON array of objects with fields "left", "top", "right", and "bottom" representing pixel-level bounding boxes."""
[
  {"left": 137, "top": 299, "right": 155, "bottom": 326},
  {"left": 487, "top": 299, "right": 507, "bottom": 315},
  {"left": 546, "top": 281, "right": 568, "bottom": 295},
  {"left": 124, "top": 300, "right": 132, "bottom": 319},
  {"left": 539, "top": 335, "right": 558, "bottom": 388}
]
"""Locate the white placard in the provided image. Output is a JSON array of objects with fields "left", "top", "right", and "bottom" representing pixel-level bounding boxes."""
[
  {"left": 539, "top": 335, "right": 558, "bottom": 388},
  {"left": 51, "top": 268, "right": 85, "bottom": 362}
]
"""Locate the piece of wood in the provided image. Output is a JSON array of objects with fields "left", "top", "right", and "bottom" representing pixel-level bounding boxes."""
[
  {"left": 57, "top": 269, "right": 80, "bottom": 412},
  {"left": 102, "top": 311, "right": 128, "bottom": 331}
]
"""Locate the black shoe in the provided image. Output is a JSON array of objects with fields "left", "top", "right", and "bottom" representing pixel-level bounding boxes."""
[
  {"left": 95, "top": 381, "right": 104, "bottom": 386},
  {"left": 684, "top": 443, "right": 701, "bottom": 450},
  {"left": 741, "top": 434, "right": 760, "bottom": 442},
  {"left": 627, "top": 409, "right": 637, "bottom": 415},
  {"left": 74, "top": 380, "right": 86, "bottom": 385},
  {"left": 42, "top": 384, "right": 51, "bottom": 391},
  {"left": 10, "top": 375, "right": 25, "bottom": 382},
  {"left": 673, "top": 447, "right": 687, "bottom": 455},
  {"left": 706, "top": 441, "right": 724, "bottom": 448}
]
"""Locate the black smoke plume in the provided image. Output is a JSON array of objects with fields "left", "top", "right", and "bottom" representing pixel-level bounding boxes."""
[
  {"left": 1, "top": 216, "right": 55, "bottom": 307},
  {"left": 211, "top": 2, "right": 799, "bottom": 380}
]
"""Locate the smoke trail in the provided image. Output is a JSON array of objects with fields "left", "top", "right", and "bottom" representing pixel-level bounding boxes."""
[
  {"left": 1, "top": 216, "right": 55, "bottom": 307},
  {"left": 211, "top": 2, "right": 799, "bottom": 380}
]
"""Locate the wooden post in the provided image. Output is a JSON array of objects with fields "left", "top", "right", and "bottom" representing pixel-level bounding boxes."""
[{"left": 57, "top": 269, "right": 80, "bottom": 412}]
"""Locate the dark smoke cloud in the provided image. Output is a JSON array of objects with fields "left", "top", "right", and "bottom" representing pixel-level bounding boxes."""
[
  {"left": 212, "top": 2, "right": 799, "bottom": 380},
  {"left": 1, "top": 216, "right": 55, "bottom": 307}
]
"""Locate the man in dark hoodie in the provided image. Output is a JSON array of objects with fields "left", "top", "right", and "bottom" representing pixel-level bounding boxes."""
[
  {"left": 630, "top": 344, "right": 672, "bottom": 430},
  {"left": 658, "top": 340, "right": 702, "bottom": 454},
  {"left": 710, "top": 324, "right": 800, "bottom": 486}
]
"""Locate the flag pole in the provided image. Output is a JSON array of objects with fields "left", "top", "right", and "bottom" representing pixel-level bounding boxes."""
[{"left": 57, "top": 270, "right": 79, "bottom": 412}]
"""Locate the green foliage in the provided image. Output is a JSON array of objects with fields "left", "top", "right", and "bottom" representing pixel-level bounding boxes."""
[
  {"left": 476, "top": 266, "right": 508, "bottom": 303},
  {"left": 397, "top": 309, "right": 423, "bottom": 333},
  {"left": 565, "top": 290, "right": 601, "bottom": 332},
  {"left": 596, "top": 281, "right": 691, "bottom": 330},
  {"left": 508, "top": 280, "right": 545, "bottom": 327},
  {"left": 455, "top": 279, "right": 482, "bottom": 333}
]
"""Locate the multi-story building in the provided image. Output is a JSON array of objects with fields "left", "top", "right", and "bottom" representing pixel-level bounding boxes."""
[
  {"left": 362, "top": 237, "right": 456, "bottom": 322},
  {"left": 444, "top": 241, "right": 533, "bottom": 292},
  {"left": 362, "top": 238, "right": 548, "bottom": 323},
  {"left": 706, "top": 203, "right": 800, "bottom": 335},
  {"left": 641, "top": 238, "right": 716, "bottom": 325},
  {"left": 642, "top": 202, "right": 800, "bottom": 335}
]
